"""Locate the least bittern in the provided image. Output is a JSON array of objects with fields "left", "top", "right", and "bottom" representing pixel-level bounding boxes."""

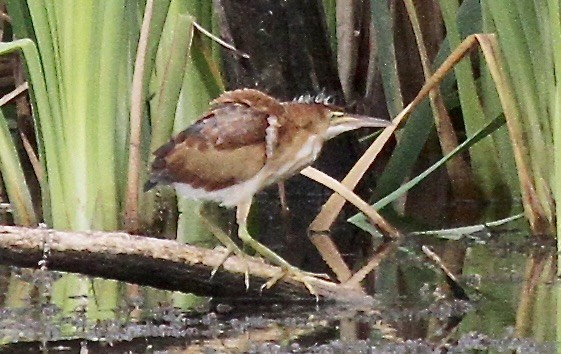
[{"left": 144, "top": 89, "right": 389, "bottom": 293}]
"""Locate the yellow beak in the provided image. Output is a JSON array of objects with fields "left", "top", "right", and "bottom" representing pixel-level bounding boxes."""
[{"left": 326, "top": 113, "right": 391, "bottom": 139}]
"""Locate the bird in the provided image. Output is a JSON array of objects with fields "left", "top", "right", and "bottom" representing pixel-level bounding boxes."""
[{"left": 144, "top": 88, "right": 390, "bottom": 294}]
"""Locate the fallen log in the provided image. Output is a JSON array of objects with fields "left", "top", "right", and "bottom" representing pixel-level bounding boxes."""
[{"left": 0, "top": 226, "right": 369, "bottom": 302}]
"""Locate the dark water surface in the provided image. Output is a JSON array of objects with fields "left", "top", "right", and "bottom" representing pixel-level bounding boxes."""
[{"left": 0, "top": 215, "right": 558, "bottom": 353}]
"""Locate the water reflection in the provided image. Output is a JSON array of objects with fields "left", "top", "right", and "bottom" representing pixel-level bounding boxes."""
[{"left": 0, "top": 220, "right": 558, "bottom": 352}]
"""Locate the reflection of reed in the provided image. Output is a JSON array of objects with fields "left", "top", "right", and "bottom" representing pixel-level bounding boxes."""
[
  {"left": 2, "top": 269, "right": 34, "bottom": 309},
  {"left": 515, "top": 249, "right": 555, "bottom": 339},
  {"left": 195, "top": 325, "right": 327, "bottom": 353},
  {"left": 366, "top": 240, "right": 470, "bottom": 345},
  {"left": 345, "top": 241, "right": 399, "bottom": 289}
]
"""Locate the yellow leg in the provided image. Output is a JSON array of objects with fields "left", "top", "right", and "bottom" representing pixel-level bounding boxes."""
[
  {"left": 236, "top": 199, "right": 329, "bottom": 296},
  {"left": 197, "top": 208, "right": 250, "bottom": 289}
]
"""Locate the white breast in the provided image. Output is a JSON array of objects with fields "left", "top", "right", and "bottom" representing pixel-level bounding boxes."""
[
  {"left": 174, "top": 172, "right": 265, "bottom": 208},
  {"left": 268, "top": 134, "right": 323, "bottom": 180}
]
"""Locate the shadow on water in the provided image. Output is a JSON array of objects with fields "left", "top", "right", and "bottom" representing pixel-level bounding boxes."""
[{"left": 0, "top": 198, "right": 558, "bottom": 353}]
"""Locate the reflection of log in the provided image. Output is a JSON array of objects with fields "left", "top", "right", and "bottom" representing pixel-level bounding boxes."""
[{"left": 0, "top": 226, "right": 368, "bottom": 302}]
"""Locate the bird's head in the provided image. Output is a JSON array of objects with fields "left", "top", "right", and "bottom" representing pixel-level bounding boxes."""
[{"left": 287, "top": 93, "right": 391, "bottom": 140}]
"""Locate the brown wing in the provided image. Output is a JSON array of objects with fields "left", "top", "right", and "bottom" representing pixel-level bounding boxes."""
[
  {"left": 210, "top": 88, "right": 285, "bottom": 118},
  {"left": 145, "top": 101, "right": 274, "bottom": 192}
]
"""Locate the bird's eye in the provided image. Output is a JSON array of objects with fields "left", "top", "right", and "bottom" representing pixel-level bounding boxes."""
[{"left": 330, "top": 111, "right": 345, "bottom": 120}]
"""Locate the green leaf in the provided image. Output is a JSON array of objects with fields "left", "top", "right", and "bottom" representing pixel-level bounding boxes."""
[{"left": 350, "top": 114, "right": 506, "bottom": 234}]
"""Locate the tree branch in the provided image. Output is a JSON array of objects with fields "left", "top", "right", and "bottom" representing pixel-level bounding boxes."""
[{"left": 0, "top": 226, "right": 368, "bottom": 302}]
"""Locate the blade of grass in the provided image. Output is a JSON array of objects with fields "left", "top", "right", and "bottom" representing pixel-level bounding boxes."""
[
  {"left": 173, "top": 5, "right": 224, "bottom": 245},
  {"left": 322, "top": 0, "right": 337, "bottom": 52},
  {"left": 546, "top": 0, "right": 561, "bottom": 262},
  {"left": 373, "top": 0, "right": 484, "bottom": 203},
  {"left": 149, "top": 10, "right": 194, "bottom": 150},
  {"left": 370, "top": 0, "right": 403, "bottom": 117},
  {"left": 301, "top": 166, "right": 400, "bottom": 238},
  {"left": 0, "top": 39, "right": 66, "bottom": 227},
  {"left": 8, "top": 1, "right": 55, "bottom": 226},
  {"left": 486, "top": 2, "right": 554, "bottom": 227},
  {"left": 353, "top": 33, "right": 553, "bottom": 236},
  {"left": 479, "top": 3, "right": 518, "bottom": 197},
  {"left": 476, "top": 33, "right": 552, "bottom": 235},
  {"left": 310, "top": 34, "right": 483, "bottom": 233},
  {"left": 336, "top": 0, "right": 359, "bottom": 102},
  {"left": 94, "top": 1, "right": 126, "bottom": 230},
  {"left": 439, "top": 0, "right": 500, "bottom": 200},
  {"left": 412, "top": 213, "right": 523, "bottom": 240},
  {"left": 124, "top": 0, "right": 155, "bottom": 232},
  {"left": 67, "top": 1, "right": 95, "bottom": 230},
  {"left": 140, "top": 3, "right": 197, "bottom": 236},
  {"left": 405, "top": 0, "right": 479, "bottom": 200},
  {"left": 0, "top": 106, "right": 37, "bottom": 226},
  {"left": 350, "top": 113, "right": 505, "bottom": 234}
]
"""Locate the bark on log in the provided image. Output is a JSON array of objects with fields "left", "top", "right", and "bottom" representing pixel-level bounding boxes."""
[{"left": 0, "top": 226, "right": 369, "bottom": 302}]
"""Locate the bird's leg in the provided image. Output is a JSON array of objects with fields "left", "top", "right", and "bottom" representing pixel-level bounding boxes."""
[
  {"left": 277, "top": 181, "right": 295, "bottom": 248},
  {"left": 236, "top": 199, "right": 329, "bottom": 296},
  {"left": 197, "top": 207, "right": 250, "bottom": 289},
  {"left": 277, "top": 182, "right": 290, "bottom": 214}
]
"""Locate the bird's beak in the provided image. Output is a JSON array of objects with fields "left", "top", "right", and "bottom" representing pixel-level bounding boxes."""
[{"left": 326, "top": 112, "right": 391, "bottom": 140}]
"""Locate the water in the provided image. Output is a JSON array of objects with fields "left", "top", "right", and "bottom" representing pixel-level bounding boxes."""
[{"left": 0, "top": 217, "right": 558, "bottom": 353}]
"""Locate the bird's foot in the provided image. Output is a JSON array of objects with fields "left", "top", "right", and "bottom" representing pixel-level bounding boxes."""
[
  {"left": 261, "top": 266, "right": 330, "bottom": 299},
  {"left": 210, "top": 247, "right": 250, "bottom": 289}
]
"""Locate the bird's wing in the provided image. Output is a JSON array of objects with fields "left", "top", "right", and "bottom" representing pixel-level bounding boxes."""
[
  {"left": 147, "top": 103, "right": 273, "bottom": 192},
  {"left": 210, "top": 88, "right": 285, "bottom": 118},
  {"left": 209, "top": 88, "right": 286, "bottom": 160}
]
